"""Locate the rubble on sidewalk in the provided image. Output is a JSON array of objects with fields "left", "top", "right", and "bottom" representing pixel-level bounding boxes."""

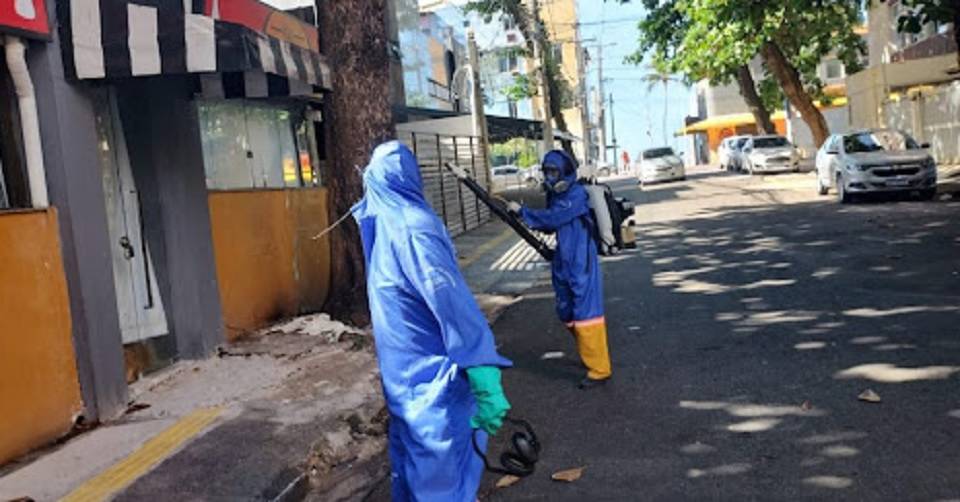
[{"left": 0, "top": 313, "right": 387, "bottom": 502}]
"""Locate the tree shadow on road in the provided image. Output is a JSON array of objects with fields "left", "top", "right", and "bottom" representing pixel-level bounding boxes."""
[{"left": 485, "top": 194, "right": 960, "bottom": 501}]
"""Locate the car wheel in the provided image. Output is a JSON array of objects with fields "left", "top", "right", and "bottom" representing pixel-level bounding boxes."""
[
  {"left": 817, "top": 176, "right": 829, "bottom": 196},
  {"left": 837, "top": 175, "right": 853, "bottom": 204},
  {"left": 918, "top": 188, "right": 937, "bottom": 201}
]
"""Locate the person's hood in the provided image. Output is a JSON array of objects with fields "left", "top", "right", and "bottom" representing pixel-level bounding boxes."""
[
  {"left": 353, "top": 141, "right": 428, "bottom": 219},
  {"left": 541, "top": 150, "right": 579, "bottom": 187}
]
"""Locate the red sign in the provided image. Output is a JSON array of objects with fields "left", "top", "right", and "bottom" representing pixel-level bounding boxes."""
[
  {"left": 206, "top": 0, "right": 319, "bottom": 52},
  {"left": 0, "top": 0, "right": 50, "bottom": 40}
]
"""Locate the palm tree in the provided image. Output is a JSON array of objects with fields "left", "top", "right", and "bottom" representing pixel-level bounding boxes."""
[{"left": 641, "top": 65, "right": 685, "bottom": 146}]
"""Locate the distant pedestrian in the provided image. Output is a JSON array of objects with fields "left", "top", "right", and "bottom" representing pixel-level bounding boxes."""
[
  {"left": 354, "top": 141, "right": 512, "bottom": 501},
  {"left": 622, "top": 150, "right": 631, "bottom": 174}
]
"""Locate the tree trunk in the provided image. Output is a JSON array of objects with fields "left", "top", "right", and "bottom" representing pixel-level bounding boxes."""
[
  {"left": 316, "top": 0, "right": 395, "bottom": 326},
  {"left": 734, "top": 64, "right": 775, "bottom": 135},
  {"left": 954, "top": 9, "right": 960, "bottom": 71},
  {"left": 760, "top": 41, "right": 829, "bottom": 147}
]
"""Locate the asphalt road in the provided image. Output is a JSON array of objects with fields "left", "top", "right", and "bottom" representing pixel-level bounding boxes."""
[{"left": 481, "top": 167, "right": 960, "bottom": 501}]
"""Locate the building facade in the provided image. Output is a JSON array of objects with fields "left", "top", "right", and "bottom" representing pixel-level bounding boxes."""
[
  {"left": 1, "top": 0, "right": 333, "bottom": 466},
  {"left": 847, "top": 1, "right": 958, "bottom": 165}
]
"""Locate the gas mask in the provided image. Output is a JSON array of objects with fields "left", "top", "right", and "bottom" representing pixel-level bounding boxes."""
[{"left": 542, "top": 166, "right": 569, "bottom": 194}]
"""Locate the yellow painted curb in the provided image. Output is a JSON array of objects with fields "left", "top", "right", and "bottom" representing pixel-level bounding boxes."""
[
  {"left": 60, "top": 407, "right": 223, "bottom": 502},
  {"left": 458, "top": 227, "right": 516, "bottom": 268}
]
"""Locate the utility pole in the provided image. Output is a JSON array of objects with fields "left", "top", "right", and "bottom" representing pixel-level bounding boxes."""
[
  {"left": 595, "top": 44, "right": 607, "bottom": 164},
  {"left": 609, "top": 92, "right": 618, "bottom": 170},
  {"left": 466, "top": 29, "right": 492, "bottom": 176},
  {"left": 529, "top": 0, "right": 553, "bottom": 155},
  {"left": 575, "top": 37, "right": 593, "bottom": 165}
]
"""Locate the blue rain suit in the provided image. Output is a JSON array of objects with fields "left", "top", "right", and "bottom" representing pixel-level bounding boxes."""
[
  {"left": 353, "top": 141, "right": 512, "bottom": 502},
  {"left": 518, "top": 151, "right": 611, "bottom": 379}
]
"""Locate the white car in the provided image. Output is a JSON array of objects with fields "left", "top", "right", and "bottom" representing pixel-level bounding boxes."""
[
  {"left": 719, "top": 135, "right": 750, "bottom": 171},
  {"left": 636, "top": 147, "right": 685, "bottom": 185},
  {"left": 815, "top": 129, "right": 937, "bottom": 203},
  {"left": 741, "top": 135, "right": 800, "bottom": 174}
]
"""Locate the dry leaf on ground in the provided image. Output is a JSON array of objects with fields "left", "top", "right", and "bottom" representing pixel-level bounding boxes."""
[
  {"left": 800, "top": 400, "right": 812, "bottom": 411},
  {"left": 858, "top": 389, "right": 881, "bottom": 403},
  {"left": 495, "top": 475, "right": 521, "bottom": 488},
  {"left": 551, "top": 467, "right": 585, "bottom": 482}
]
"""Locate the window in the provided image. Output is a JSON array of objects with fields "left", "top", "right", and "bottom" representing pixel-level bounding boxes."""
[
  {"left": 824, "top": 60, "right": 844, "bottom": 80},
  {"left": 503, "top": 15, "right": 516, "bottom": 31},
  {"left": 752, "top": 136, "right": 790, "bottom": 148},
  {"left": 499, "top": 56, "right": 509, "bottom": 73},
  {"left": 551, "top": 45, "right": 563, "bottom": 65},
  {"left": 198, "top": 101, "right": 321, "bottom": 190}
]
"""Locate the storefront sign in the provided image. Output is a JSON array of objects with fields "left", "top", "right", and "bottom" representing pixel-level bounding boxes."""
[
  {"left": 208, "top": 0, "right": 319, "bottom": 52},
  {"left": 0, "top": 0, "right": 51, "bottom": 40}
]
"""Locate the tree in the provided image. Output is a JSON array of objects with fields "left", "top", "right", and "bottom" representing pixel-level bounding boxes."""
[
  {"left": 883, "top": 0, "right": 960, "bottom": 70},
  {"left": 628, "top": 0, "right": 776, "bottom": 136},
  {"left": 465, "top": 1, "right": 575, "bottom": 154},
  {"left": 641, "top": 62, "right": 686, "bottom": 144},
  {"left": 316, "top": 0, "right": 396, "bottom": 325},
  {"left": 630, "top": 0, "right": 864, "bottom": 148}
]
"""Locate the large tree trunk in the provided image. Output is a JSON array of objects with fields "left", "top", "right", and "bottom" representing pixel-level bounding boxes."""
[
  {"left": 734, "top": 64, "right": 775, "bottom": 135},
  {"left": 954, "top": 10, "right": 960, "bottom": 71},
  {"left": 317, "top": 0, "right": 395, "bottom": 326},
  {"left": 761, "top": 42, "right": 829, "bottom": 147}
]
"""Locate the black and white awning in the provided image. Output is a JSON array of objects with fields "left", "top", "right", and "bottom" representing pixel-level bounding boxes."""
[{"left": 61, "top": 0, "right": 331, "bottom": 92}]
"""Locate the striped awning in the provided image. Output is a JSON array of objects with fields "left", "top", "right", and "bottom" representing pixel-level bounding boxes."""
[{"left": 62, "top": 0, "right": 331, "bottom": 93}]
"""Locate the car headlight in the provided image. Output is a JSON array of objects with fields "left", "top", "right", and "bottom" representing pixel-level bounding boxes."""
[{"left": 923, "top": 158, "right": 936, "bottom": 170}]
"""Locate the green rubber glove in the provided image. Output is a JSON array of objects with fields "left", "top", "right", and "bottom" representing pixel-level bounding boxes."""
[{"left": 466, "top": 366, "right": 511, "bottom": 435}]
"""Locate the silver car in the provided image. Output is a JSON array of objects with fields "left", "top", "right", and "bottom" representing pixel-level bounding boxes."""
[
  {"left": 719, "top": 135, "right": 750, "bottom": 171},
  {"left": 815, "top": 129, "right": 937, "bottom": 203},
  {"left": 636, "top": 147, "right": 685, "bottom": 185},
  {"left": 742, "top": 135, "right": 800, "bottom": 174}
]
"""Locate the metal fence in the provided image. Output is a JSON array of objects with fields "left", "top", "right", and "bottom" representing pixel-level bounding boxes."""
[
  {"left": 882, "top": 80, "right": 960, "bottom": 166},
  {"left": 398, "top": 131, "right": 492, "bottom": 238}
]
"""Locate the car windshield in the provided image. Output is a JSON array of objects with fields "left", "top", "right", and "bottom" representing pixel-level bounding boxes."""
[
  {"left": 735, "top": 138, "right": 750, "bottom": 150},
  {"left": 644, "top": 148, "right": 674, "bottom": 159},
  {"left": 844, "top": 131, "right": 919, "bottom": 153},
  {"left": 753, "top": 137, "right": 789, "bottom": 148},
  {"left": 494, "top": 167, "right": 517, "bottom": 174}
]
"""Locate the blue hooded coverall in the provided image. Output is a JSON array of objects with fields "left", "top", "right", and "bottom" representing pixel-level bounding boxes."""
[
  {"left": 518, "top": 150, "right": 612, "bottom": 380},
  {"left": 353, "top": 141, "right": 512, "bottom": 501}
]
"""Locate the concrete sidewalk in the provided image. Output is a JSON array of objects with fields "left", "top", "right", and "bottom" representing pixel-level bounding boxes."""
[{"left": 0, "top": 316, "right": 387, "bottom": 502}]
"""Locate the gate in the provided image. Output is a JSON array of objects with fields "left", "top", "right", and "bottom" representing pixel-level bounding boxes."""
[{"left": 398, "top": 131, "right": 491, "bottom": 237}]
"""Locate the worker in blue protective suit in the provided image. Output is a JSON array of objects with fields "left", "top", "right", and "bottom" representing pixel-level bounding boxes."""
[
  {"left": 353, "top": 141, "right": 512, "bottom": 501},
  {"left": 506, "top": 150, "right": 612, "bottom": 390}
]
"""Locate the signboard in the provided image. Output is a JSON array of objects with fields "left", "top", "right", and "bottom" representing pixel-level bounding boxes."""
[
  {"left": 0, "top": 0, "right": 51, "bottom": 39},
  {"left": 205, "top": 0, "right": 319, "bottom": 52}
]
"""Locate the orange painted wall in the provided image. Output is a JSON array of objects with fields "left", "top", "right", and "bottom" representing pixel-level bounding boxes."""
[
  {"left": 208, "top": 189, "right": 331, "bottom": 340},
  {"left": 706, "top": 119, "right": 788, "bottom": 162},
  {"left": 0, "top": 209, "right": 82, "bottom": 465}
]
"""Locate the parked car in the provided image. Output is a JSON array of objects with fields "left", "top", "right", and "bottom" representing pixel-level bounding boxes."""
[
  {"left": 729, "top": 136, "right": 752, "bottom": 172},
  {"left": 635, "top": 147, "right": 685, "bottom": 185},
  {"left": 719, "top": 135, "right": 749, "bottom": 171},
  {"left": 491, "top": 165, "right": 523, "bottom": 190},
  {"left": 742, "top": 135, "right": 800, "bottom": 174},
  {"left": 815, "top": 129, "right": 937, "bottom": 203}
]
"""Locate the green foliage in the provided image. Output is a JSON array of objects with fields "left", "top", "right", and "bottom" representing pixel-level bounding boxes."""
[
  {"left": 629, "top": 0, "right": 866, "bottom": 99},
  {"left": 490, "top": 138, "right": 539, "bottom": 168},
  {"left": 885, "top": 0, "right": 957, "bottom": 34},
  {"left": 502, "top": 74, "right": 537, "bottom": 101}
]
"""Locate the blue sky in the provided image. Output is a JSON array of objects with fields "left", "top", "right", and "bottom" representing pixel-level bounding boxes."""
[{"left": 577, "top": 0, "right": 692, "bottom": 158}]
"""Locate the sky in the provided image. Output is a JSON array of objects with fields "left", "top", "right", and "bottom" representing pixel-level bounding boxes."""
[{"left": 576, "top": 0, "right": 693, "bottom": 159}]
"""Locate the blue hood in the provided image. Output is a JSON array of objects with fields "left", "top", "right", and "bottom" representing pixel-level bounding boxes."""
[
  {"left": 542, "top": 150, "right": 579, "bottom": 188},
  {"left": 353, "top": 140, "right": 428, "bottom": 219}
]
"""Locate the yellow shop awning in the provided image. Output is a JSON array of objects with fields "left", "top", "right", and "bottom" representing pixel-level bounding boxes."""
[{"left": 676, "top": 96, "right": 848, "bottom": 136}]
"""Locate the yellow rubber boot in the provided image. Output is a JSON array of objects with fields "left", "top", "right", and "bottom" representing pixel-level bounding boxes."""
[{"left": 571, "top": 317, "right": 612, "bottom": 380}]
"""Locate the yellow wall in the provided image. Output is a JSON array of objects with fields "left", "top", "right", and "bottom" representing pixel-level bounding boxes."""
[
  {"left": 208, "top": 189, "right": 331, "bottom": 340},
  {"left": 537, "top": 0, "right": 586, "bottom": 147},
  {"left": 0, "top": 209, "right": 82, "bottom": 465}
]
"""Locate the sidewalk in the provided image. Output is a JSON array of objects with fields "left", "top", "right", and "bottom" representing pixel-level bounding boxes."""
[
  {"left": 0, "top": 219, "right": 548, "bottom": 502},
  {"left": 0, "top": 316, "right": 387, "bottom": 502}
]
